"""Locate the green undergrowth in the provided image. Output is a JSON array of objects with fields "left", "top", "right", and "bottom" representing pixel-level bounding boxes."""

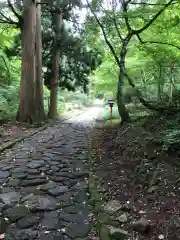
[
  {"left": 103, "top": 103, "right": 149, "bottom": 123},
  {"left": 0, "top": 86, "right": 91, "bottom": 123},
  {"left": 100, "top": 99, "right": 180, "bottom": 152},
  {"left": 155, "top": 114, "right": 180, "bottom": 151},
  {"left": 162, "top": 129, "right": 180, "bottom": 150}
]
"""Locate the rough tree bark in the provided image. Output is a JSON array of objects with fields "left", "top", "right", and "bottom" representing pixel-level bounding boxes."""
[
  {"left": 17, "top": 0, "right": 37, "bottom": 123},
  {"left": 48, "top": 12, "right": 62, "bottom": 118},
  {"left": 35, "top": 0, "right": 46, "bottom": 120},
  {"left": 17, "top": 0, "right": 46, "bottom": 123}
]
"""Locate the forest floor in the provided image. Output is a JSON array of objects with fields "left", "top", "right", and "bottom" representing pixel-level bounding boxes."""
[
  {"left": 90, "top": 113, "right": 180, "bottom": 240},
  {"left": 0, "top": 106, "right": 101, "bottom": 240}
]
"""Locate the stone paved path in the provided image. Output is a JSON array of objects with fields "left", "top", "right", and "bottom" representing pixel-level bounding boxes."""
[{"left": 0, "top": 106, "right": 101, "bottom": 240}]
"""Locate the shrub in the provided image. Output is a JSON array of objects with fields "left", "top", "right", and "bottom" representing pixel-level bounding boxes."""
[{"left": 0, "top": 85, "right": 19, "bottom": 121}]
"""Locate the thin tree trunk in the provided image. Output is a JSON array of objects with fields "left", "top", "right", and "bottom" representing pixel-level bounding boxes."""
[
  {"left": 157, "top": 64, "right": 165, "bottom": 100},
  {"left": 169, "top": 64, "right": 174, "bottom": 104},
  {"left": 48, "top": 12, "right": 62, "bottom": 118},
  {"left": 141, "top": 70, "right": 147, "bottom": 97},
  {"left": 17, "top": 0, "right": 37, "bottom": 123},
  {"left": 117, "top": 37, "right": 130, "bottom": 122},
  {"left": 117, "top": 71, "right": 130, "bottom": 122},
  {"left": 35, "top": 0, "right": 46, "bottom": 120}
]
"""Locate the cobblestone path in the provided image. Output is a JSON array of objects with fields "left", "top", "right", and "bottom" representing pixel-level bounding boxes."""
[{"left": 0, "top": 106, "right": 101, "bottom": 240}]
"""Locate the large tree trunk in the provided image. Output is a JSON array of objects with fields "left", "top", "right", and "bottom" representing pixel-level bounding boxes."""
[
  {"left": 48, "top": 12, "right": 62, "bottom": 118},
  {"left": 35, "top": 0, "right": 46, "bottom": 120},
  {"left": 17, "top": 0, "right": 37, "bottom": 123}
]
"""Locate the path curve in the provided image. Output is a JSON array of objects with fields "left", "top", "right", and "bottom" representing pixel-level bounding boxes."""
[{"left": 0, "top": 106, "right": 102, "bottom": 240}]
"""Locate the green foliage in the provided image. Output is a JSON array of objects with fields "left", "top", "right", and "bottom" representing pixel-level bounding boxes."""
[
  {"left": 0, "top": 26, "right": 21, "bottom": 121},
  {"left": 0, "top": 1, "right": 99, "bottom": 122},
  {"left": 62, "top": 90, "right": 92, "bottom": 111},
  {"left": 86, "top": 0, "right": 180, "bottom": 126},
  {"left": 41, "top": 3, "right": 103, "bottom": 93},
  {"left": 102, "top": 102, "right": 149, "bottom": 122},
  {"left": 162, "top": 129, "right": 180, "bottom": 151},
  {"left": 0, "top": 85, "right": 19, "bottom": 121}
]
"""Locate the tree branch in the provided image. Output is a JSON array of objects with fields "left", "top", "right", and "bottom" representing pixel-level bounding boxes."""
[
  {"left": 112, "top": 0, "right": 123, "bottom": 40},
  {"left": 123, "top": 67, "right": 180, "bottom": 113},
  {"left": 134, "top": 0, "right": 175, "bottom": 34},
  {"left": 86, "top": 0, "right": 120, "bottom": 66},
  {"left": 7, "top": 0, "right": 22, "bottom": 20},
  {"left": 130, "top": 1, "right": 177, "bottom": 6},
  {"left": 122, "top": 0, "right": 131, "bottom": 31},
  {"left": 0, "top": 19, "right": 17, "bottom": 25},
  {"left": 0, "top": 11, "right": 17, "bottom": 25},
  {"left": 137, "top": 34, "right": 180, "bottom": 51}
]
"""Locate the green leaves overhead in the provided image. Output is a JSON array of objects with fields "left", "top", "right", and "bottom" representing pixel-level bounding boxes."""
[
  {"left": 41, "top": 1, "right": 103, "bottom": 92},
  {"left": 85, "top": 0, "right": 180, "bottom": 101}
]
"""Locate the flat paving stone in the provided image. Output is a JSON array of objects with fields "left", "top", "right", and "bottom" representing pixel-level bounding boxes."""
[
  {"left": 47, "top": 186, "right": 69, "bottom": 196},
  {"left": 27, "top": 161, "right": 45, "bottom": 169},
  {"left": 27, "top": 169, "right": 40, "bottom": 174},
  {"left": 37, "top": 231, "right": 69, "bottom": 240},
  {"left": 0, "top": 178, "right": 8, "bottom": 184},
  {"left": 49, "top": 176, "right": 69, "bottom": 182},
  {"left": 21, "top": 178, "right": 48, "bottom": 187},
  {"left": 24, "top": 195, "right": 57, "bottom": 211},
  {"left": 0, "top": 192, "right": 21, "bottom": 205},
  {"left": 2, "top": 165, "right": 14, "bottom": 171},
  {"left": 12, "top": 172, "right": 28, "bottom": 179},
  {"left": 4, "top": 206, "right": 29, "bottom": 221},
  {"left": 1, "top": 187, "right": 14, "bottom": 194},
  {"left": 21, "top": 193, "right": 35, "bottom": 202},
  {"left": 63, "top": 203, "right": 89, "bottom": 214},
  {"left": 40, "top": 181, "right": 57, "bottom": 191},
  {"left": 0, "top": 107, "right": 101, "bottom": 239},
  {"left": 26, "top": 174, "right": 46, "bottom": 180},
  {"left": 41, "top": 211, "right": 59, "bottom": 230},
  {"left": 6, "top": 227, "right": 38, "bottom": 240},
  {"left": 6, "top": 178, "right": 20, "bottom": 187},
  {"left": 66, "top": 222, "right": 90, "bottom": 239},
  {"left": 51, "top": 166, "right": 59, "bottom": 172},
  {"left": 59, "top": 213, "right": 88, "bottom": 223},
  {"left": 47, "top": 161, "right": 60, "bottom": 166},
  {"left": 0, "top": 170, "right": 10, "bottom": 178},
  {"left": 16, "top": 213, "right": 40, "bottom": 229},
  {"left": 73, "top": 190, "right": 88, "bottom": 203},
  {"left": 11, "top": 168, "right": 26, "bottom": 173}
]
